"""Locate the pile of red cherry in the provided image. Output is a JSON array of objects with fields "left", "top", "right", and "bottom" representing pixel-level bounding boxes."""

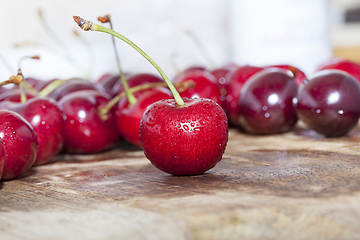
[{"left": 0, "top": 56, "right": 359, "bottom": 181}]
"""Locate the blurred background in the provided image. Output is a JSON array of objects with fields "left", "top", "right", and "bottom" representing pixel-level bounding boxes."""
[{"left": 0, "top": 0, "right": 360, "bottom": 81}]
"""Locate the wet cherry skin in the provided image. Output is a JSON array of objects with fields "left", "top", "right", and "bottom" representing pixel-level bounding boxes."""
[
  {"left": 316, "top": 58, "right": 360, "bottom": 83},
  {"left": 139, "top": 98, "right": 228, "bottom": 176},
  {"left": 58, "top": 90, "right": 120, "bottom": 154},
  {"left": 238, "top": 68, "right": 298, "bottom": 135},
  {"left": 296, "top": 70, "right": 360, "bottom": 137},
  {"left": 223, "top": 65, "right": 264, "bottom": 127},
  {"left": 115, "top": 87, "right": 172, "bottom": 147},
  {"left": 0, "top": 109, "right": 38, "bottom": 180},
  {"left": 0, "top": 97, "right": 65, "bottom": 166}
]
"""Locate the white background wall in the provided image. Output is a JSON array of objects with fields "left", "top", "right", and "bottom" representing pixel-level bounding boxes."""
[{"left": 0, "top": 0, "right": 358, "bottom": 82}]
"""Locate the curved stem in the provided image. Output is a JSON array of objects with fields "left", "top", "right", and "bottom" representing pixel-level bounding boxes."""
[{"left": 73, "top": 16, "right": 185, "bottom": 107}]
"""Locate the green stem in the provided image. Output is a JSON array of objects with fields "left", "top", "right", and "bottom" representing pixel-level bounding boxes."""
[
  {"left": 38, "top": 79, "right": 67, "bottom": 97},
  {"left": 73, "top": 16, "right": 185, "bottom": 107},
  {"left": 19, "top": 82, "right": 27, "bottom": 103},
  {"left": 107, "top": 20, "right": 137, "bottom": 105}
]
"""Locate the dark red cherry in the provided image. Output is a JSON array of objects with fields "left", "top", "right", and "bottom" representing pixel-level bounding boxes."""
[
  {"left": 172, "top": 70, "right": 222, "bottom": 107},
  {"left": 58, "top": 90, "right": 119, "bottom": 154},
  {"left": 0, "top": 97, "right": 65, "bottom": 166},
  {"left": 112, "top": 73, "right": 164, "bottom": 97},
  {"left": 316, "top": 58, "right": 360, "bottom": 83},
  {"left": 266, "top": 64, "right": 307, "bottom": 86},
  {"left": 210, "top": 62, "right": 238, "bottom": 87},
  {"left": 223, "top": 65, "right": 264, "bottom": 127},
  {"left": 0, "top": 109, "right": 38, "bottom": 180},
  {"left": 296, "top": 70, "right": 360, "bottom": 137},
  {"left": 0, "top": 89, "right": 37, "bottom": 102},
  {"left": 115, "top": 87, "right": 172, "bottom": 147},
  {"left": 0, "top": 140, "right": 5, "bottom": 180},
  {"left": 48, "top": 78, "right": 107, "bottom": 101},
  {"left": 33, "top": 79, "right": 57, "bottom": 91},
  {"left": 238, "top": 68, "right": 298, "bottom": 134}
]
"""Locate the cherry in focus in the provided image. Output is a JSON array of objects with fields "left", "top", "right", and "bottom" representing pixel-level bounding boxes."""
[{"left": 139, "top": 98, "right": 228, "bottom": 176}]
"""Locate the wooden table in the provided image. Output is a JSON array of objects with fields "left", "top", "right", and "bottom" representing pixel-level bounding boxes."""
[{"left": 1, "top": 122, "right": 360, "bottom": 240}]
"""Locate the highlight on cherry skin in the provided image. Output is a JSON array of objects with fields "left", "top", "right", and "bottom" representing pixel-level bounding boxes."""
[{"left": 296, "top": 69, "right": 360, "bottom": 137}]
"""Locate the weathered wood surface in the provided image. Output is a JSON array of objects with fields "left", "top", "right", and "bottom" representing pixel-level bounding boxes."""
[{"left": 1, "top": 122, "right": 360, "bottom": 240}]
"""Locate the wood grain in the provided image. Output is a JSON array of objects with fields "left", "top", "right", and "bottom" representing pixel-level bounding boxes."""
[{"left": 1, "top": 122, "right": 360, "bottom": 240}]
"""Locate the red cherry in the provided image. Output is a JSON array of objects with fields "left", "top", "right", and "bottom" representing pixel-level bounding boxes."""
[
  {"left": 296, "top": 70, "right": 360, "bottom": 137},
  {"left": 0, "top": 140, "right": 5, "bottom": 180},
  {"left": 115, "top": 87, "right": 172, "bottom": 147},
  {"left": 266, "top": 64, "right": 307, "bottom": 86},
  {"left": 48, "top": 78, "right": 107, "bottom": 101},
  {"left": 139, "top": 98, "right": 228, "bottom": 175},
  {"left": 0, "top": 89, "right": 37, "bottom": 102},
  {"left": 112, "top": 73, "right": 164, "bottom": 97},
  {"left": 210, "top": 62, "right": 238, "bottom": 87},
  {"left": 0, "top": 109, "right": 38, "bottom": 180},
  {"left": 0, "top": 97, "right": 65, "bottom": 166},
  {"left": 172, "top": 70, "right": 222, "bottom": 106},
  {"left": 33, "top": 79, "right": 57, "bottom": 91},
  {"left": 58, "top": 90, "right": 119, "bottom": 154},
  {"left": 97, "top": 73, "right": 115, "bottom": 83},
  {"left": 316, "top": 58, "right": 360, "bottom": 83},
  {"left": 223, "top": 65, "right": 264, "bottom": 127},
  {"left": 238, "top": 68, "right": 298, "bottom": 134}
]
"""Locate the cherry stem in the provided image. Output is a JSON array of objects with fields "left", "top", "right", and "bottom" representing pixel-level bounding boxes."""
[
  {"left": 38, "top": 79, "right": 67, "bottom": 97},
  {"left": 185, "top": 29, "right": 216, "bottom": 69},
  {"left": 99, "top": 80, "right": 193, "bottom": 120},
  {"left": 73, "top": 16, "right": 185, "bottom": 107},
  {"left": 98, "top": 15, "right": 137, "bottom": 105}
]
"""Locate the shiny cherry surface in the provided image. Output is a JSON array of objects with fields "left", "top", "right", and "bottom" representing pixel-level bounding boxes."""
[
  {"left": 266, "top": 64, "right": 307, "bottom": 86},
  {"left": 172, "top": 70, "right": 222, "bottom": 107},
  {"left": 113, "top": 73, "right": 164, "bottom": 97},
  {"left": 115, "top": 87, "right": 172, "bottom": 147},
  {"left": 223, "top": 65, "right": 264, "bottom": 127},
  {"left": 316, "top": 58, "right": 360, "bottom": 83},
  {"left": 238, "top": 68, "right": 298, "bottom": 134},
  {"left": 58, "top": 90, "right": 119, "bottom": 154},
  {"left": 296, "top": 70, "right": 360, "bottom": 137},
  {"left": 49, "top": 78, "right": 106, "bottom": 101},
  {"left": 0, "top": 109, "right": 38, "bottom": 180},
  {"left": 139, "top": 98, "right": 228, "bottom": 176},
  {"left": 0, "top": 97, "right": 65, "bottom": 166}
]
